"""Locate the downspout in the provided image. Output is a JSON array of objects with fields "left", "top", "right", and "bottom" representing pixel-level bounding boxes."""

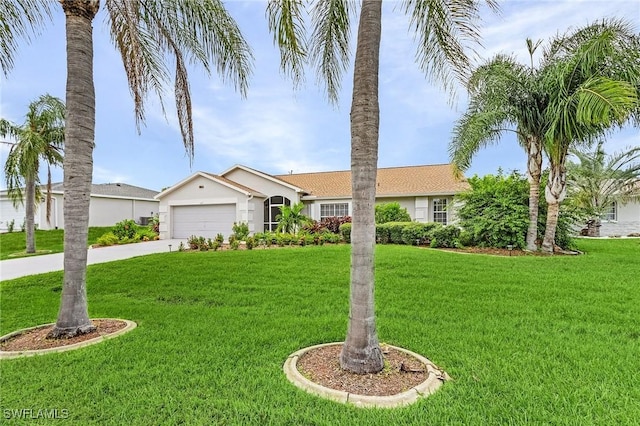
[
  {"left": 52, "top": 196, "right": 59, "bottom": 229},
  {"left": 247, "top": 194, "right": 253, "bottom": 232}
]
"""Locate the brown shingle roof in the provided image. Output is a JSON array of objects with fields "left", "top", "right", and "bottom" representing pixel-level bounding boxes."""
[{"left": 275, "top": 164, "right": 469, "bottom": 198}]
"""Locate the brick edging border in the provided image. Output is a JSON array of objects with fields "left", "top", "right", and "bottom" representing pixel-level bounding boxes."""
[{"left": 0, "top": 319, "right": 137, "bottom": 360}]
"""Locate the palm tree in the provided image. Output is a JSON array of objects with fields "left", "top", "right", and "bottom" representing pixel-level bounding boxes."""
[
  {"left": 1, "top": 94, "right": 65, "bottom": 254},
  {"left": 268, "top": 0, "right": 498, "bottom": 373},
  {"left": 276, "top": 202, "right": 309, "bottom": 234},
  {"left": 540, "top": 20, "right": 640, "bottom": 252},
  {"left": 2, "top": 0, "right": 252, "bottom": 337},
  {"left": 567, "top": 141, "right": 640, "bottom": 236},
  {"left": 450, "top": 42, "right": 546, "bottom": 251}
]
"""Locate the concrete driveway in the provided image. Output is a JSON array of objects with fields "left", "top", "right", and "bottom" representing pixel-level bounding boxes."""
[{"left": 0, "top": 239, "right": 184, "bottom": 281}]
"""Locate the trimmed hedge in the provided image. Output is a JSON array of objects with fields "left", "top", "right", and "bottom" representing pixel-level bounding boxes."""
[{"left": 339, "top": 221, "right": 456, "bottom": 247}]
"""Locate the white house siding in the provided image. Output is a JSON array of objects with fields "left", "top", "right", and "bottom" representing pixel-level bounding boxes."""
[
  {"left": 247, "top": 197, "right": 265, "bottom": 234},
  {"left": 305, "top": 198, "right": 352, "bottom": 222},
  {"left": 600, "top": 198, "right": 640, "bottom": 236},
  {"left": 1, "top": 192, "right": 155, "bottom": 231},
  {"left": 158, "top": 175, "right": 247, "bottom": 240},
  {"left": 88, "top": 196, "right": 159, "bottom": 228},
  {"left": 37, "top": 193, "right": 64, "bottom": 230},
  {"left": 223, "top": 169, "right": 301, "bottom": 203},
  {"left": 0, "top": 196, "right": 28, "bottom": 231},
  {"left": 304, "top": 196, "right": 460, "bottom": 224},
  {"left": 375, "top": 197, "right": 415, "bottom": 219}
]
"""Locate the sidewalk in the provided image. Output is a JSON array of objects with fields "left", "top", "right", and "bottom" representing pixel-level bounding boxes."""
[{"left": 0, "top": 239, "right": 184, "bottom": 281}]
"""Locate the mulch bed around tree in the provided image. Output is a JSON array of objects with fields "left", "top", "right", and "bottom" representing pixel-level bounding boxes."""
[
  {"left": 0, "top": 319, "right": 127, "bottom": 352},
  {"left": 296, "top": 344, "right": 433, "bottom": 396}
]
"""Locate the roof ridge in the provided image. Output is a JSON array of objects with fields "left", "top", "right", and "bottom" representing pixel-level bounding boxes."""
[{"left": 276, "top": 163, "right": 453, "bottom": 177}]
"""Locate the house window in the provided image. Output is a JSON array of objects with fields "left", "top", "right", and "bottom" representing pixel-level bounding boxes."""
[
  {"left": 602, "top": 203, "right": 616, "bottom": 221},
  {"left": 433, "top": 198, "right": 448, "bottom": 225},
  {"left": 264, "top": 196, "right": 291, "bottom": 231},
  {"left": 320, "top": 203, "right": 349, "bottom": 219}
]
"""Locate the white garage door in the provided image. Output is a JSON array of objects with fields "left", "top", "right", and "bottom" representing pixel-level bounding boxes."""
[{"left": 172, "top": 204, "right": 236, "bottom": 239}]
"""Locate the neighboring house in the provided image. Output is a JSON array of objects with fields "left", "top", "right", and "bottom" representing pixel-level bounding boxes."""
[
  {"left": 599, "top": 197, "right": 640, "bottom": 236},
  {"left": 0, "top": 183, "right": 159, "bottom": 231},
  {"left": 155, "top": 164, "right": 470, "bottom": 240}
]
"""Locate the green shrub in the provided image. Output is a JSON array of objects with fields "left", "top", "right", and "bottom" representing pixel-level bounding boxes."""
[
  {"left": 430, "top": 225, "right": 461, "bottom": 248},
  {"left": 113, "top": 219, "right": 138, "bottom": 240},
  {"left": 187, "top": 235, "right": 210, "bottom": 251},
  {"left": 400, "top": 222, "right": 441, "bottom": 245},
  {"left": 96, "top": 232, "right": 119, "bottom": 246},
  {"left": 321, "top": 231, "right": 341, "bottom": 244},
  {"left": 246, "top": 236, "right": 255, "bottom": 250},
  {"left": 298, "top": 233, "right": 315, "bottom": 246},
  {"left": 384, "top": 222, "right": 409, "bottom": 244},
  {"left": 149, "top": 215, "right": 160, "bottom": 234},
  {"left": 456, "top": 171, "right": 530, "bottom": 249},
  {"left": 7, "top": 219, "right": 15, "bottom": 233},
  {"left": 215, "top": 233, "right": 224, "bottom": 244},
  {"left": 339, "top": 223, "right": 351, "bottom": 243},
  {"left": 230, "top": 239, "right": 240, "bottom": 250},
  {"left": 136, "top": 227, "right": 157, "bottom": 241},
  {"left": 232, "top": 222, "right": 249, "bottom": 241},
  {"left": 457, "top": 170, "right": 576, "bottom": 250},
  {"left": 375, "top": 202, "right": 411, "bottom": 224}
]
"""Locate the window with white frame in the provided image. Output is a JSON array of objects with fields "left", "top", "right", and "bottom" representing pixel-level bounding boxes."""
[
  {"left": 602, "top": 203, "right": 617, "bottom": 221},
  {"left": 433, "top": 198, "right": 448, "bottom": 225},
  {"left": 320, "top": 203, "right": 349, "bottom": 219},
  {"left": 264, "top": 196, "right": 291, "bottom": 231}
]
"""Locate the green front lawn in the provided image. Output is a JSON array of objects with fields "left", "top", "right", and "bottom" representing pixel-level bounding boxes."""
[
  {"left": 1, "top": 239, "right": 639, "bottom": 424},
  {"left": 0, "top": 227, "right": 112, "bottom": 260}
]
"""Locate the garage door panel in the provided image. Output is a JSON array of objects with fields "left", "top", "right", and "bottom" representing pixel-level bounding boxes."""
[{"left": 172, "top": 204, "right": 236, "bottom": 239}]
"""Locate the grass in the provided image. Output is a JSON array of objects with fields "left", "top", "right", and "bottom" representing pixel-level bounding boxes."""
[
  {"left": 1, "top": 239, "right": 639, "bottom": 424},
  {"left": 0, "top": 227, "right": 113, "bottom": 260}
]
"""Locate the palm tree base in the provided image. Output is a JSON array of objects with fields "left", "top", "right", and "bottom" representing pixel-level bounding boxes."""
[{"left": 47, "top": 323, "right": 97, "bottom": 339}]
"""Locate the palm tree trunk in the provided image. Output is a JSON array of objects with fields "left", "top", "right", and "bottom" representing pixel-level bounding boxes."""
[
  {"left": 542, "top": 201, "right": 560, "bottom": 252},
  {"left": 340, "top": 0, "right": 384, "bottom": 375},
  {"left": 525, "top": 136, "right": 542, "bottom": 251},
  {"left": 24, "top": 177, "right": 36, "bottom": 253},
  {"left": 586, "top": 218, "right": 601, "bottom": 237},
  {"left": 541, "top": 160, "right": 567, "bottom": 253},
  {"left": 50, "top": 1, "right": 100, "bottom": 338}
]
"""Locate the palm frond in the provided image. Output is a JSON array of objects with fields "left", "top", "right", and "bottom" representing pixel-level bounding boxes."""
[
  {"left": 1, "top": 94, "right": 65, "bottom": 214},
  {"left": 309, "top": 0, "right": 353, "bottom": 104},
  {"left": 576, "top": 77, "right": 638, "bottom": 126},
  {"left": 402, "top": 0, "right": 500, "bottom": 94},
  {"left": 267, "top": 0, "right": 308, "bottom": 89},
  {"left": 0, "top": 0, "right": 53, "bottom": 75},
  {"left": 105, "top": 0, "right": 253, "bottom": 162},
  {"left": 449, "top": 107, "right": 515, "bottom": 172}
]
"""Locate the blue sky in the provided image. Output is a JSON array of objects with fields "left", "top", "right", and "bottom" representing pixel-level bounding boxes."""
[{"left": 1, "top": 0, "right": 638, "bottom": 192}]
